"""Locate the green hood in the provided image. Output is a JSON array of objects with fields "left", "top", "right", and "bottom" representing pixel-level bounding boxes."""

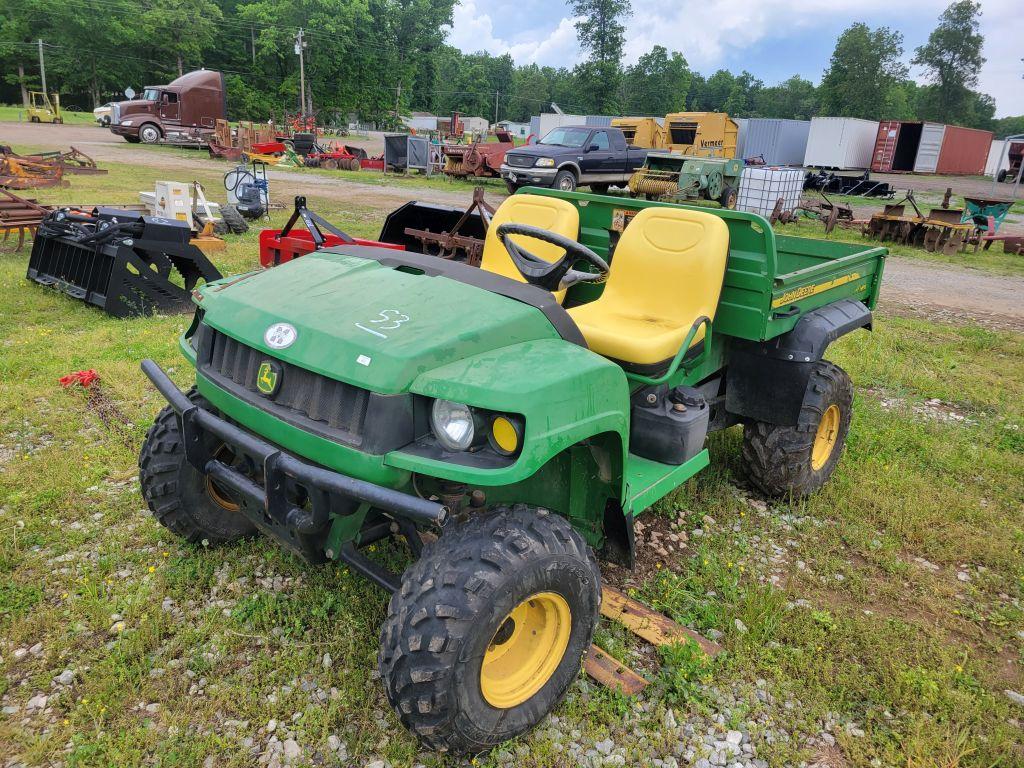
[{"left": 198, "top": 251, "right": 561, "bottom": 394}]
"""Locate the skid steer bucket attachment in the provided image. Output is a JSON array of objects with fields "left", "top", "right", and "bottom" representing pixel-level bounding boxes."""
[{"left": 27, "top": 208, "right": 222, "bottom": 318}]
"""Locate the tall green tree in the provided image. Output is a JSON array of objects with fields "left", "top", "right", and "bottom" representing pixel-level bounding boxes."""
[
  {"left": 754, "top": 75, "right": 819, "bottom": 120},
  {"left": 818, "top": 22, "right": 907, "bottom": 120},
  {"left": 569, "top": 0, "right": 631, "bottom": 113},
  {"left": 913, "top": 0, "right": 986, "bottom": 124},
  {"left": 623, "top": 46, "right": 690, "bottom": 115}
]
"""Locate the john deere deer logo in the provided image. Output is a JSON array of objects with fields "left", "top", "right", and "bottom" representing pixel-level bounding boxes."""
[{"left": 256, "top": 361, "right": 281, "bottom": 396}]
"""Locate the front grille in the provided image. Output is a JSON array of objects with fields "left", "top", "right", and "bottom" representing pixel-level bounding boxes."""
[
  {"left": 199, "top": 328, "right": 369, "bottom": 445},
  {"left": 506, "top": 154, "right": 536, "bottom": 168}
]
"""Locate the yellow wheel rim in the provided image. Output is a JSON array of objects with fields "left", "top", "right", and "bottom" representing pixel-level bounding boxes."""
[
  {"left": 205, "top": 444, "right": 241, "bottom": 512},
  {"left": 480, "top": 592, "right": 571, "bottom": 709},
  {"left": 811, "top": 404, "right": 841, "bottom": 471}
]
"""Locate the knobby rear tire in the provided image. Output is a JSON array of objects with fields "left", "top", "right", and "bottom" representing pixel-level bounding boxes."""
[{"left": 742, "top": 360, "right": 853, "bottom": 498}]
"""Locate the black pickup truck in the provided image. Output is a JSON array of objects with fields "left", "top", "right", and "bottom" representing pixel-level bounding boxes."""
[{"left": 501, "top": 125, "right": 649, "bottom": 194}]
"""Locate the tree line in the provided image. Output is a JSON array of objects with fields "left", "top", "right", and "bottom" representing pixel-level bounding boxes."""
[{"left": 1, "top": 0, "right": 1020, "bottom": 136}]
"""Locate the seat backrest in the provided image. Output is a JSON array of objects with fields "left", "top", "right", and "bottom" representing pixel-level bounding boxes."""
[
  {"left": 481, "top": 194, "right": 580, "bottom": 301},
  {"left": 601, "top": 206, "right": 729, "bottom": 327}
]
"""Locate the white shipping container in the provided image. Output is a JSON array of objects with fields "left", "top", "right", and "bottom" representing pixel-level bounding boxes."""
[
  {"left": 984, "top": 139, "right": 1010, "bottom": 177},
  {"left": 803, "top": 117, "right": 879, "bottom": 170},
  {"left": 912, "top": 122, "right": 945, "bottom": 173},
  {"left": 736, "top": 167, "right": 804, "bottom": 218},
  {"left": 538, "top": 112, "right": 587, "bottom": 137}
]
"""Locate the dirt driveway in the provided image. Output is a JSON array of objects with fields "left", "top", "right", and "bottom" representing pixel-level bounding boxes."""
[{"left": 3, "top": 121, "right": 1022, "bottom": 330}]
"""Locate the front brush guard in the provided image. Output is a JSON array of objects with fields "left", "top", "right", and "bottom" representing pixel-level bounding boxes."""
[{"left": 141, "top": 360, "right": 448, "bottom": 563}]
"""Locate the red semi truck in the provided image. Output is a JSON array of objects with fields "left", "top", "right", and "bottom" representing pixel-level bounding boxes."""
[{"left": 109, "top": 70, "right": 226, "bottom": 144}]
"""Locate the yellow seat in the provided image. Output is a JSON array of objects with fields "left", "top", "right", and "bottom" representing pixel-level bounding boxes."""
[
  {"left": 567, "top": 206, "right": 729, "bottom": 368},
  {"left": 480, "top": 194, "right": 580, "bottom": 303}
]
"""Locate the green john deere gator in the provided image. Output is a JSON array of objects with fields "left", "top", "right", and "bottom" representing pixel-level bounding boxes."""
[{"left": 139, "top": 188, "right": 886, "bottom": 753}]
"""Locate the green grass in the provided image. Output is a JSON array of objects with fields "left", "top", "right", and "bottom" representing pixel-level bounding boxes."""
[
  {"left": 0, "top": 105, "right": 99, "bottom": 125},
  {"left": 1, "top": 163, "right": 1022, "bottom": 766}
]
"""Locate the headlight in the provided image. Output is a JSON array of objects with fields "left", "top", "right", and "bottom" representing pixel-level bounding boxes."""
[
  {"left": 121, "top": 120, "right": 133, "bottom": 126},
  {"left": 535, "top": 158, "right": 555, "bottom": 167},
  {"left": 431, "top": 399, "right": 475, "bottom": 452}
]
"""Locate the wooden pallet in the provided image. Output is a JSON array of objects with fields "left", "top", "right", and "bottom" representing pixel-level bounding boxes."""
[{"left": 583, "top": 586, "right": 723, "bottom": 695}]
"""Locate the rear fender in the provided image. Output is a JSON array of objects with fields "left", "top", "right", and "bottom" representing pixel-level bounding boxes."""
[{"left": 725, "top": 298, "right": 871, "bottom": 425}]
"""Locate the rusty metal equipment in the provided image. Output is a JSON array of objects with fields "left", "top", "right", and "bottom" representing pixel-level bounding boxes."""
[
  {"left": 15, "top": 147, "right": 106, "bottom": 175},
  {"left": 0, "top": 154, "right": 66, "bottom": 189},
  {"left": 771, "top": 191, "right": 854, "bottom": 235},
  {"left": 394, "top": 187, "right": 495, "bottom": 264},
  {"left": 441, "top": 131, "right": 514, "bottom": 178},
  {"left": 0, "top": 190, "right": 50, "bottom": 251},
  {"left": 862, "top": 191, "right": 973, "bottom": 255}
]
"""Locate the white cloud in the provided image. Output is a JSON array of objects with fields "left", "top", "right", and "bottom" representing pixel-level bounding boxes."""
[
  {"left": 444, "top": 1, "right": 583, "bottom": 67},
  {"left": 446, "top": 0, "right": 1023, "bottom": 116}
]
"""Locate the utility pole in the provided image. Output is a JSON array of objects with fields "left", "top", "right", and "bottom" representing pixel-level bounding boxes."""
[
  {"left": 250, "top": 26, "right": 256, "bottom": 68},
  {"left": 395, "top": 82, "right": 402, "bottom": 122},
  {"left": 494, "top": 90, "right": 499, "bottom": 126},
  {"left": 38, "top": 39, "right": 47, "bottom": 94},
  {"left": 294, "top": 28, "right": 307, "bottom": 117}
]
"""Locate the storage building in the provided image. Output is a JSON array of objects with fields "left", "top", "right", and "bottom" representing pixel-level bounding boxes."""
[
  {"left": 402, "top": 112, "right": 438, "bottom": 132},
  {"left": 734, "top": 119, "right": 810, "bottom": 166},
  {"left": 804, "top": 117, "right": 879, "bottom": 170},
  {"left": 459, "top": 116, "right": 490, "bottom": 134},
  {"left": 497, "top": 120, "right": 531, "bottom": 138}
]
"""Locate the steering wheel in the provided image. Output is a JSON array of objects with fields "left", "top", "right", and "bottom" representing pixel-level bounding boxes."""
[{"left": 497, "top": 223, "right": 609, "bottom": 292}]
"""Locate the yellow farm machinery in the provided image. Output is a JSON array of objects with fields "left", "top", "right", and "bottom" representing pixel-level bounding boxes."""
[
  {"left": 26, "top": 92, "right": 62, "bottom": 124},
  {"left": 610, "top": 117, "right": 665, "bottom": 148},
  {"left": 663, "top": 112, "right": 738, "bottom": 157}
]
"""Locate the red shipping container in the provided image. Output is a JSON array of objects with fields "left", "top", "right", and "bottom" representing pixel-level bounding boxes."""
[{"left": 936, "top": 125, "right": 993, "bottom": 175}]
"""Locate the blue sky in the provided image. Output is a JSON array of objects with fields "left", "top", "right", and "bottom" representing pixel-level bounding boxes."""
[{"left": 445, "top": 0, "right": 1022, "bottom": 117}]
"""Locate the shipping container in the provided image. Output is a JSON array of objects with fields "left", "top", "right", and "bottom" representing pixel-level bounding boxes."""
[
  {"left": 804, "top": 117, "right": 879, "bottom": 169},
  {"left": 935, "top": 125, "right": 993, "bottom": 175},
  {"left": 584, "top": 115, "right": 615, "bottom": 127},
  {"left": 912, "top": 123, "right": 946, "bottom": 173},
  {"left": 538, "top": 113, "right": 587, "bottom": 137},
  {"left": 734, "top": 118, "right": 811, "bottom": 165},
  {"left": 985, "top": 140, "right": 1008, "bottom": 177},
  {"left": 871, "top": 120, "right": 925, "bottom": 172}
]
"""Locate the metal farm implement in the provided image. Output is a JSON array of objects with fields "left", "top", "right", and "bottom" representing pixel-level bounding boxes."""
[
  {"left": 27, "top": 207, "right": 222, "bottom": 317},
  {"left": 0, "top": 189, "right": 49, "bottom": 251},
  {"left": 442, "top": 131, "right": 515, "bottom": 179},
  {"left": 863, "top": 192, "right": 974, "bottom": 255}
]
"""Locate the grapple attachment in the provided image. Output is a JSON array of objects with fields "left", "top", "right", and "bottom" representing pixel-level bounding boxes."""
[{"left": 27, "top": 208, "right": 222, "bottom": 318}]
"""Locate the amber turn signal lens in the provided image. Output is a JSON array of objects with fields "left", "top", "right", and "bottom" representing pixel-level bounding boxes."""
[{"left": 489, "top": 415, "right": 523, "bottom": 456}]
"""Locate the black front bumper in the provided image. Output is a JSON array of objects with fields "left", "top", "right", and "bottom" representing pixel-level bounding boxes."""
[{"left": 142, "top": 360, "right": 448, "bottom": 563}]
